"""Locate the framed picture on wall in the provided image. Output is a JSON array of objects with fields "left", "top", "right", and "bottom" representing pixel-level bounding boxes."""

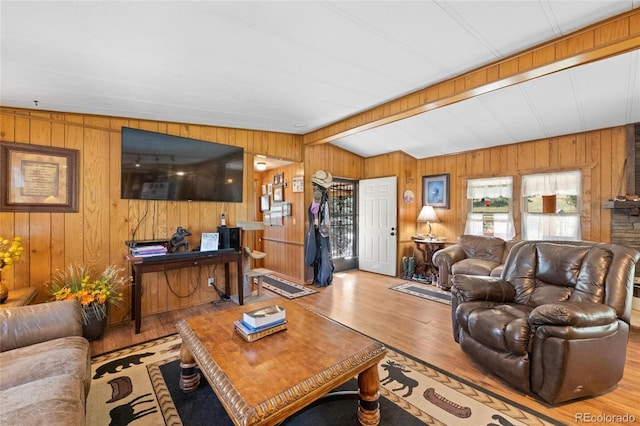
[
  {"left": 260, "top": 194, "right": 270, "bottom": 212},
  {"left": 274, "top": 172, "right": 284, "bottom": 186},
  {"left": 292, "top": 176, "right": 304, "bottom": 193},
  {"left": 0, "top": 142, "right": 79, "bottom": 212},
  {"left": 422, "top": 174, "right": 449, "bottom": 209},
  {"left": 273, "top": 185, "right": 284, "bottom": 202}
]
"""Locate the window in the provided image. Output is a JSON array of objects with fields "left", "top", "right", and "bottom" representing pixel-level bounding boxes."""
[
  {"left": 464, "top": 177, "right": 515, "bottom": 240},
  {"left": 521, "top": 171, "right": 581, "bottom": 240}
]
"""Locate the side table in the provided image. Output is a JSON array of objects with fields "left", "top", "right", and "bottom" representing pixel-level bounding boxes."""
[
  {"left": 413, "top": 239, "right": 446, "bottom": 284},
  {"left": 0, "top": 287, "right": 38, "bottom": 308}
]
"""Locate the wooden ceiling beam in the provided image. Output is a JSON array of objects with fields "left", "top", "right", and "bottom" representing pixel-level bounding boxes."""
[{"left": 303, "top": 8, "right": 640, "bottom": 147}]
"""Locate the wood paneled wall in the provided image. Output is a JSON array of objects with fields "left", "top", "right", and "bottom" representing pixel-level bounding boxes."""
[
  {"left": 256, "top": 162, "right": 306, "bottom": 279},
  {"left": 357, "top": 127, "right": 628, "bottom": 276},
  {"left": 0, "top": 109, "right": 628, "bottom": 324},
  {"left": 413, "top": 127, "right": 628, "bottom": 244},
  {"left": 0, "top": 107, "right": 302, "bottom": 322}
]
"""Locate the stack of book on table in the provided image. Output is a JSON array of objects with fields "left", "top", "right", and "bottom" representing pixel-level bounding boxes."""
[
  {"left": 234, "top": 305, "right": 287, "bottom": 342},
  {"left": 130, "top": 245, "right": 168, "bottom": 257}
]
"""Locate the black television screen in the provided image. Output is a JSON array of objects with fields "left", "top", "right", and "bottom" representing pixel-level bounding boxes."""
[{"left": 121, "top": 127, "right": 243, "bottom": 202}]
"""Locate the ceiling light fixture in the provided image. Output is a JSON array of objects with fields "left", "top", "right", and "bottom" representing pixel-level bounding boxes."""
[{"left": 256, "top": 162, "right": 267, "bottom": 171}]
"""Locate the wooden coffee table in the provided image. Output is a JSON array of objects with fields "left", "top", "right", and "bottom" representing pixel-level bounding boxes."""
[{"left": 176, "top": 298, "right": 387, "bottom": 426}]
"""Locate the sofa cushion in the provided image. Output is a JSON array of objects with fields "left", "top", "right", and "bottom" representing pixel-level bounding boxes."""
[
  {"left": 490, "top": 264, "right": 504, "bottom": 277},
  {"left": 505, "top": 242, "right": 613, "bottom": 307},
  {"left": 452, "top": 258, "right": 501, "bottom": 277},
  {"left": 458, "top": 235, "right": 506, "bottom": 263},
  {"left": 0, "top": 336, "right": 90, "bottom": 395},
  {"left": 0, "top": 375, "right": 85, "bottom": 426}
]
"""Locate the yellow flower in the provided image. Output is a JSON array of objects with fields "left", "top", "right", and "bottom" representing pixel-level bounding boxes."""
[
  {"left": 0, "top": 236, "right": 23, "bottom": 271},
  {"left": 48, "top": 263, "right": 128, "bottom": 325}
]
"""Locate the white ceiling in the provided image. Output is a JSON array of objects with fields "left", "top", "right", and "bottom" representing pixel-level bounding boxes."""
[{"left": 1, "top": 1, "right": 639, "bottom": 161}]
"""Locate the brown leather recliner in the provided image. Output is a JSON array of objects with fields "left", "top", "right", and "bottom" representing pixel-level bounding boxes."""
[
  {"left": 432, "top": 235, "right": 515, "bottom": 290},
  {"left": 450, "top": 240, "right": 640, "bottom": 404}
]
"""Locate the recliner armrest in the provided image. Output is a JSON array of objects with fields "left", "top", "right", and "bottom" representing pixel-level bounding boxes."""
[
  {"left": 529, "top": 301, "right": 618, "bottom": 328},
  {"left": 0, "top": 300, "right": 83, "bottom": 352},
  {"left": 450, "top": 274, "right": 515, "bottom": 303},
  {"left": 432, "top": 245, "right": 466, "bottom": 269}
]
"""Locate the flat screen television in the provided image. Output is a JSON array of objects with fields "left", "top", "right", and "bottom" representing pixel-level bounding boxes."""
[{"left": 121, "top": 127, "right": 243, "bottom": 202}]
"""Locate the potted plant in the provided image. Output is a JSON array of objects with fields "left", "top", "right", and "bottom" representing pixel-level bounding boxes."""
[
  {"left": 49, "top": 264, "right": 127, "bottom": 340},
  {"left": 0, "top": 236, "right": 24, "bottom": 303}
]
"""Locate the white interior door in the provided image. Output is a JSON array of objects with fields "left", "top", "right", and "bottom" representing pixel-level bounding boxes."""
[{"left": 358, "top": 176, "right": 397, "bottom": 276}]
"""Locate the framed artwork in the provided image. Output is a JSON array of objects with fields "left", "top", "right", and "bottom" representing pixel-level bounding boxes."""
[
  {"left": 263, "top": 212, "right": 271, "bottom": 226},
  {"left": 422, "top": 173, "right": 449, "bottom": 209},
  {"left": 260, "top": 194, "right": 270, "bottom": 212},
  {"left": 270, "top": 205, "right": 283, "bottom": 226},
  {"left": 292, "top": 176, "right": 304, "bottom": 193},
  {"left": 282, "top": 202, "right": 292, "bottom": 216},
  {"left": 273, "top": 185, "right": 284, "bottom": 202},
  {"left": 274, "top": 172, "right": 284, "bottom": 186},
  {"left": 261, "top": 184, "right": 267, "bottom": 195},
  {"left": 0, "top": 142, "right": 79, "bottom": 212},
  {"left": 267, "top": 183, "right": 273, "bottom": 195}
]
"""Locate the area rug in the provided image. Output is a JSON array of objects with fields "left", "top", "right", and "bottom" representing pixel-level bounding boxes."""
[
  {"left": 390, "top": 281, "right": 452, "bottom": 305},
  {"left": 257, "top": 274, "right": 317, "bottom": 299},
  {"left": 88, "top": 334, "right": 563, "bottom": 425}
]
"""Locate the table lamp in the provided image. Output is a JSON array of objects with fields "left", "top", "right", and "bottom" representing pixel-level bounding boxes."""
[{"left": 417, "top": 205, "right": 439, "bottom": 239}]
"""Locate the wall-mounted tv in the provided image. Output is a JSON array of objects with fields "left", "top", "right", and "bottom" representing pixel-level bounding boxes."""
[{"left": 121, "top": 127, "right": 243, "bottom": 202}]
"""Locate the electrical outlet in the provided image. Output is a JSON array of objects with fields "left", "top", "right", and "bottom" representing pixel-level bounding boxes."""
[{"left": 208, "top": 277, "right": 215, "bottom": 287}]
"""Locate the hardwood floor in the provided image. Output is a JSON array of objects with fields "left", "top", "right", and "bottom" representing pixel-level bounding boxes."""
[{"left": 91, "top": 270, "right": 639, "bottom": 424}]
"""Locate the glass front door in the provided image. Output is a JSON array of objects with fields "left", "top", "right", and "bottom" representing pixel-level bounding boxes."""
[{"left": 329, "top": 178, "right": 358, "bottom": 271}]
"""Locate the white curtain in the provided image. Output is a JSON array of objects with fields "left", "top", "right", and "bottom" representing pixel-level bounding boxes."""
[
  {"left": 464, "top": 213, "right": 516, "bottom": 240},
  {"left": 522, "top": 213, "right": 581, "bottom": 240},
  {"left": 521, "top": 171, "right": 581, "bottom": 240},
  {"left": 521, "top": 171, "right": 580, "bottom": 196},
  {"left": 464, "top": 176, "right": 515, "bottom": 240},
  {"left": 467, "top": 176, "right": 513, "bottom": 198}
]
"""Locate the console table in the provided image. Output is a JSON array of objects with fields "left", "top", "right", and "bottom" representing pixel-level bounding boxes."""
[
  {"left": 413, "top": 239, "right": 446, "bottom": 284},
  {"left": 126, "top": 250, "right": 243, "bottom": 334}
]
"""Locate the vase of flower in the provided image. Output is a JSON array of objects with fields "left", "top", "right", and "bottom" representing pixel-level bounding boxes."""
[
  {"left": 0, "top": 236, "right": 24, "bottom": 304},
  {"left": 0, "top": 272, "right": 8, "bottom": 304},
  {"left": 49, "top": 263, "right": 127, "bottom": 341},
  {"left": 82, "top": 304, "right": 108, "bottom": 341}
]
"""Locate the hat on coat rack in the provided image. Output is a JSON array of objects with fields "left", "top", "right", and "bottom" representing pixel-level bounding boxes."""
[{"left": 311, "top": 170, "right": 333, "bottom": 189}]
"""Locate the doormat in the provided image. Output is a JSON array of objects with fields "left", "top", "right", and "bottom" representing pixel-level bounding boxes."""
[
  {"left": 390, "top": 281, "right": 452, "bottom": 305},
  {"left": 88, "top": 334, "right": 563, "bottom": 425},
  {"left": 257, "top": 274, "right": 317, "bottom": 299}
]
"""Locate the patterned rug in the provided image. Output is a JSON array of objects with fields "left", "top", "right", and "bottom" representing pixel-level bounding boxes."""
[
  {"left": 88, "top": 334, "right": 563, "bottom": 425},
  {"left": 258, "top": 274, "right": 317, "bottom": 299},
  {"left": 390, "top": 282, "right": 452, "bottom": 305}
]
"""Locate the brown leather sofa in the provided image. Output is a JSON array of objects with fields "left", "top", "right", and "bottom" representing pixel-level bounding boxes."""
[
  {"left": 0, "top": 300, "right": 91, "bottom": 425},
  {"left": 450, "top": 240, "right": 640, "bottom": 404},
  {"left": 432, "top": 235, "right": 515, "bottom": 290}
]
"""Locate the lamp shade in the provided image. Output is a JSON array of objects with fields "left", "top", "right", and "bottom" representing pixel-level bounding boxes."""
[{"left": 417, "top": 205, "right": 439, "bottom": 223}]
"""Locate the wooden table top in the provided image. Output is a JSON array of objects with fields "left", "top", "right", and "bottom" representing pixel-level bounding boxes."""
[
  {"left": 177, "top": 297, "right": 386, "bottom": 425},
  {"left": 0, "top": 287, "right": 38, "bottom": 308}
]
